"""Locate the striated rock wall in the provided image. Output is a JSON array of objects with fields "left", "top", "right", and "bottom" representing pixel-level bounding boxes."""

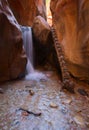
[
  {"left": 50, "top": 0, "right": 89, "bottom": 81},
  {"left": 8, "top": 0, "right": 46, "bottom": 26},
  {"left": 0, "top": 0, "right": 27, "bottom": 82}
]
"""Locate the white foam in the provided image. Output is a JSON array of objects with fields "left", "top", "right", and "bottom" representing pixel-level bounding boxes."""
[{"left": 25, "top": 71, "right": 47, "bottom": 81}]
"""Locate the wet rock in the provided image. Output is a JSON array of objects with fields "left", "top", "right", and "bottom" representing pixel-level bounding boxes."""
[
  {"left": 49, "top": 102, "right": 58, "bottom": 108},
  {"left": 0, "top": 0, "right": 27, "bottom": 82},
  {"left": 74, "top": 115, "right": 85, "bottom": 126}
]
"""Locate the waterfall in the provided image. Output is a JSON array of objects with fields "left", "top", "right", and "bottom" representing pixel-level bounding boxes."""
[
  {"left": 21, "top": 26, "right": 47, "bottom": 81},
  {"left": 21, "top": 26, "right": 34, "bottom": 74}
]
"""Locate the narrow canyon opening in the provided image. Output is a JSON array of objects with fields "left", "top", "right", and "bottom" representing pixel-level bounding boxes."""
[
  {"left": 0, "top": 0, "right": 89, "bottom": 129},
  {"left": 46, "top": 0, "right": 52, "bottom": 25}
]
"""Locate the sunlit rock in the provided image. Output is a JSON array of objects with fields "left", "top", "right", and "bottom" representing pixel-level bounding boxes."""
[
  {"left": 8, "top": 0, "right": 46, "bottom": 26},
  {"left": 0, "top": 0, "right": 27, "bottom": 82},
  {"left": 32, "top": 16, "right": 51, "bottom": 44},
  {"left": 50, "top": 0, "right": 89, "bottom": 81}
]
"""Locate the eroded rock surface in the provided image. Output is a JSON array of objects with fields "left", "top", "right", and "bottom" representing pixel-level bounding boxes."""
[
  {"left": 50, "top": 0, "right": 89, "bottom": 81},
  {"left": 8, "top": 0, "right": 46, "bottom": 26},
  {"left": 33, "top": 16, "right": 51, "bottom": 44},
  {"left": 0, "top": 0, "right": 27, "bottom": 82}
]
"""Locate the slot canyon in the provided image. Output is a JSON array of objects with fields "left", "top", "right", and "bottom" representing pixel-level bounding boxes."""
[{"left": 0, "top": 0, "right": 89, "bottom": 129}]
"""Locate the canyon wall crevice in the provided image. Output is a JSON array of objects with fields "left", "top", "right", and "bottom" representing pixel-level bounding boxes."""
[{"left": 50, "top": 0, "right": 89, "bottom": 81}]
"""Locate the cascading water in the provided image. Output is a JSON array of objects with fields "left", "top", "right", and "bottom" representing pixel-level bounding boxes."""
[
  {"left": 21, "top": 26, "right": 47, "bottom": 81},
  {"left": 21, "top": 26, "right": 34, "bottom": 74}
]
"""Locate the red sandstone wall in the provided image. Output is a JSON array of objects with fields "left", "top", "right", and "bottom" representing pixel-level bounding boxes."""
[
  {"left": 8, "top": 0, "right": 46, "bottom": 26},
  {"left": 0, "top": 0, "right": 27, "bottom": 82},
  {"left": 50, "top": 0, "right": 89, "bottom": 81}
]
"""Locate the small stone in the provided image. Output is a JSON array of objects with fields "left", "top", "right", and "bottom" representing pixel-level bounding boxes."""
[
  {"left": 29, "top": 90, "right": 35, "bottom": 96},
  {"left": 50, "top": 102, "right": 58, "bottom": 108},
  {"left": 63, "top": 98, "right": 72, "bottom": 104},
  {"left": 61, "top": 107, "right": 68, "bottom": 114},
  {"left": 74, "top": 115, "right": 85, "bottom": 126},
  {"left": 22, "top": 111, "right": 29, "bottom": 116}
]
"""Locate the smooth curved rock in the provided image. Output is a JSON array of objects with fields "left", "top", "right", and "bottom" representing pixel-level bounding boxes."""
[
  {"left": 50, "top": 0, "right": 89, "bottom": 81},
  {"left": 32, "top": 16, "right": 59, "bottom": 68},
  {"left": 8, "top": 0, "right": 46, "bottom": 26},
  {"left": 32, "top": 16, "right": 51, "bottom": 44},
  {"left": 0, "top": 0, "right": 27, "bottom": 82}
]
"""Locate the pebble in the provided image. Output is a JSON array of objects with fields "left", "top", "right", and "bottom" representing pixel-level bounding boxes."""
[
  {"left": 61, "top": 107, "right": 68, "bottom": 114},
  {"left": 29, "top": 90, "right": 35, "bottom": 96},
  {"left": 62, "top": 98, "right": 72, "bottom": 104},
  {"left": 22, "top": 111, "right": 29, "bottom": 116},
  {"left": 49, "top": 102, "right": 58, "bottom": 108}
]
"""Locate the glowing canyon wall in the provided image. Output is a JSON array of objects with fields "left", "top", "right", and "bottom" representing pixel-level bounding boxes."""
[
  {"left": 50, "top": 0, "right": 89, "bottom": 81},
  {"left": 8, "top": 0, "right": 46, "bottom": 26}
]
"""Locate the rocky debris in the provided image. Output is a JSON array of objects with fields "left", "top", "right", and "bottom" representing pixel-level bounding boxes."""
[
  {"left": 19, "top": 108, "right": 41, "bottom": 117},
  {"left": 49, "top": 102, "right": 58, "bottom": 108},
  {"left": 29, "top": 90, "right": 35, "bottom": 96},
  {"left": 74, "top": 115, "right": 85, "bottom": 126},
  {"left": 0, "top": 0, "right": 27, "bottom": 82},
  {"left": 50, "top": 0, "right": 89, "bottom": 81},
  {"left": 8, "top": 0, "right": 46, "bottom": 26},
  {"left": 0, "top": 71, "right": 89, "bottom": 129}
]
